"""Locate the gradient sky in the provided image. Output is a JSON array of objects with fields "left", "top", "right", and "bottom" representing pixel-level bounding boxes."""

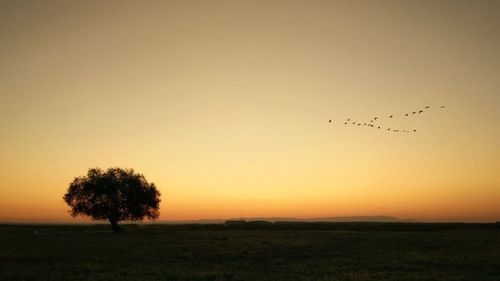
[{"left": 1, "top": 0, "right": 499, "bottom": 222}]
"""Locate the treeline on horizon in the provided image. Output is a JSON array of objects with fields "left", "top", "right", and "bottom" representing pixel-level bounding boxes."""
[
  {"left": 3, "top": 221, "right": 499, "bottom": 231},
  {"left": 161, "top": 221, "right": 500, "bottom": 231}
]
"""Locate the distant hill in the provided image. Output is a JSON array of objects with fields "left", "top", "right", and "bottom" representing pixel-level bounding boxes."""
[
  {"left": 160, "top": 216, "right": 418, "bottom": 224},
  {"left": 303, "top": 216, "right": 419, "bottom": 223}
]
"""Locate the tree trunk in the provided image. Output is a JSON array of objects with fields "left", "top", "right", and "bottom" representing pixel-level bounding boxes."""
[{"left": 109, "top": 219, "right": 122, "bottom": 233}]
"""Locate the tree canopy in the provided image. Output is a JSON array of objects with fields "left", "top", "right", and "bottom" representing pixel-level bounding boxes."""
[{"left": 63, "top": 167, "right": 161, "bottom": 232}]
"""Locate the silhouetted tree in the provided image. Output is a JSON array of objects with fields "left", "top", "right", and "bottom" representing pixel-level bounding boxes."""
[{"left": 63, "top": 168, "right": 161, "bottom": 233}]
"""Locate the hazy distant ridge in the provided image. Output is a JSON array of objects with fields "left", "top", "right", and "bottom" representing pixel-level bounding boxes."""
[{"left": 160, "top": 216, "right": 418, "bottom": 224}]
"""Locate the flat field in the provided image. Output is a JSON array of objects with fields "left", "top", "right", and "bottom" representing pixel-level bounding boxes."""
[{"left": 0, "top": 223, "right": 499, "bottom": 281}]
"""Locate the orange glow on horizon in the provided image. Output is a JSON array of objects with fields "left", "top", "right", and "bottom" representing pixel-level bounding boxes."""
[{"left": 1, "top": 0, "right": 499, "bottom": 223}]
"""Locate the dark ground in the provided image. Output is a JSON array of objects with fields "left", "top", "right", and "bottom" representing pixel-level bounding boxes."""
[{"left": 0, "top": 223, "right": 499, "bottom": 281}]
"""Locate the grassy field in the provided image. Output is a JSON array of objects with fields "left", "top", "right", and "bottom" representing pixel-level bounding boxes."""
[{"left": 0, "top": 223, "right": 499, "bottom": 281}]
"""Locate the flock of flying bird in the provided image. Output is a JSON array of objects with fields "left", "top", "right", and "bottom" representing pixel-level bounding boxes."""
[{"left": 329, "top": 105, "right": 446, "bottom": 133}]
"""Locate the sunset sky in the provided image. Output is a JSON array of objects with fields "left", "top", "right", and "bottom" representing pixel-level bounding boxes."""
[{"left": 1, "top": 0, "right": 499, "bottom": 223}]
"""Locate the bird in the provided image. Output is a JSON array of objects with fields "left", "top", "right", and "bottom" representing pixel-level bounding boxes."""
[
  {"left": 374, "top": 117, "right": 378, "bottom": 120},
  {"left": 358, "top": 123, "right": 361, "bottom": 126},
  {"left": 413, "top": 129, "right": 417, "bottom": 132},
  {"left": 364, "top": 123, "right": 366, "bottom": 126},
  {"left": 405, "top": 113, "right": 409, "bottom": 116},
  {"left": 389, "top": 115, "right": 393, "bottom": 118},
  {"left": 387, "top": 128, "right": 391, "bottom": 131},
  {"left": 370, "top": 120, "right": 373, "bottom": 122},
  {"left": 441, "top": 105, "right": 446, "bottom": 108},
  {"left": 352, "top": 122, "right": 355, "bottom": 124},
  {"left": 329, "top": 120, "right": 332, "bottom": 123},
  {"left": 377, "top": 126, "right": 381, "bottom": 129},
  {"left": 425, "top": 106, "right": 430, "bottom": 109},
  {"left": 419, "top": 110, "right": 423, "bottom": 113},
  {"left": 413, "top": 111, "right": 416, "bottom": 114},
  {"left": 344, "top": 122, "right": 347, "bottom": 125},
  {"left": 347, "top": 118, "right": 350, "bottom": 121}
]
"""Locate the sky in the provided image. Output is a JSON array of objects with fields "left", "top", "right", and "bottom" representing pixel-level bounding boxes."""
[{"left": 1, "top": 0, "right": 499, "bottom": 223}]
